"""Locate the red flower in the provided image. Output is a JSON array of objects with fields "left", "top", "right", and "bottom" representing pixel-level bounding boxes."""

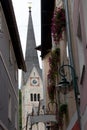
[{"left": 51, "top": 7, "right": 66, "bottom": 44}]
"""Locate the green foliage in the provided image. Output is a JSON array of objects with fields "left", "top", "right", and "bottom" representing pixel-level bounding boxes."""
[
  {"left": 59, "top": 104, "right": 68, "bottom": 114},
  {"left": 48, "top": 48, "right": 60, "bottom": 85},
  {"left": 47, "top": 48, "right": 60, "bottom": 101},
  {"left": 47, "top": 85, "right": 55, "bottom": 101},
  {"left": 58, "top": 104, "right": 68, "bottom": 128}
]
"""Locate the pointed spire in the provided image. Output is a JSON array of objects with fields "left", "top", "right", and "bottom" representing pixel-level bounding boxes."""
[
  {"left": 22, "top": 7, "right": 41, "bottom": 85},
  {"left": 25, "top": 8, "right": 39, "bottom": 65}
]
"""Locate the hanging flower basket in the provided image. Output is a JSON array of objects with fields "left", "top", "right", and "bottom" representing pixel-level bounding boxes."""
[{"left": 51, "top": 7, "right": 66, "bottom": 44}]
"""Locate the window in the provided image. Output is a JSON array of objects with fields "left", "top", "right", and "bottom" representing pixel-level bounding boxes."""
[
  {"left": 34, "top": 72, "right": 35, "bottom": 76},
  {"left": 77, "top": 16, "right": 82, "bottom": 41},
  {"left": 30, "top": 94, "right": 33, "bottom": 101},
  {"left": 77, "top": 15, "right": 85, "bottom": 81},
  {"left": 37, "top": 94, "right": 40, "bottom": 101},
  {"left": 34, "top": 94, "right": 36, "bottom": 101},
  {"left": 30, "top": 94, "right": 40, "bottom": 101},
  {"left": 8, "top": 94, "right": 11, "bottom": 120}
]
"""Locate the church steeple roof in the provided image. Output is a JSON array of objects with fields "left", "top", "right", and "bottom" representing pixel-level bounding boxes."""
[
  {"left": 22, "top": 7, "right": 42, "bottom": 85},
  {"left": 25, "top": 8, "right": 39, "bottom": 64}
]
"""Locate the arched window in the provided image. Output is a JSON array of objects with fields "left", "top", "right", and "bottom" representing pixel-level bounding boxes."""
[
  {"left": 34, "top": 94, "right": 36, "bottom": 101},
  {"left": 37, "top": 94, "right": 40, "bottom": 101},
  {"left": 30, "top": 94, "right": 33, "bottom": 101}
]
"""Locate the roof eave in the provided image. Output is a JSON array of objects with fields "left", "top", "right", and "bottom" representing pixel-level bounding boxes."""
[
  {"left": 41, "top": 0, "right": 55, "bottom": 59},
  {"left": 1, "top": 0, "right": 26, "bottom": 72}
]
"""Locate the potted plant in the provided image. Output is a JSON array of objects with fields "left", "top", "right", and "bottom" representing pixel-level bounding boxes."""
[
  {"left": 58, "top": 103, "right": 68, "bottom": 128},
  {"left": 59, "top": 103, "right": 68, "bottom": 114},
  {"left": 51, "top": 7, "right": 66, "bottom": 45}
]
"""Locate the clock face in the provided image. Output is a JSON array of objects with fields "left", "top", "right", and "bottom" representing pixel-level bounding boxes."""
[
  {"left": 32, "top": 79, "right": 38, "bottom": 84},
  {"left": 30, "top": 77, "right": 39, "bottom": 86}
]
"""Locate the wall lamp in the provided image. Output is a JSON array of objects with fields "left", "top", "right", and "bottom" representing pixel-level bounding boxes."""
[
  {"left": 58, "top": 64, "right": 80, "bottom": 103},
  {"left": 58, "top": 64, "right": 73, "bottom": 94},
  {"left": 57, "top": 64, "right": 81, "bottom": 130}
]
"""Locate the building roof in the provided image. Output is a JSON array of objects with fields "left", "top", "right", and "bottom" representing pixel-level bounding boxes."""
[
  {"left": 22, "top": 7, "right": 42, "bottom": 84},
  {"left": 41, "top": 0, "right": 55, "bottom": 59},
  {"left": 1, "top": 0, "right": 26, "bottom": 72},
  {"left": 35, "top": 45, "right": 41, "bottom": 51}
]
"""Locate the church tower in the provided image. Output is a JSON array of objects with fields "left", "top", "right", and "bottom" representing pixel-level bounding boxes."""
[{"left": 21, "top": 7, "right": 43, "bottom": 129}]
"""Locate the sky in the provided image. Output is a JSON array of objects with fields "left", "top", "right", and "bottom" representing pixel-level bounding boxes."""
[
  {"left": 12, "top": 0, "right": 41, "bottom": 87},
  {"left": 12, "top": 0, "right": 41, "bottom": 60}
]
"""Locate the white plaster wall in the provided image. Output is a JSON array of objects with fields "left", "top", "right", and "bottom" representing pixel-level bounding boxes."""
[
  {"left": 22, "top": 66, "right": 44, "bottom": 130},
  {"left": 82, "top": 0, "right": 87, "bottom": 43}
]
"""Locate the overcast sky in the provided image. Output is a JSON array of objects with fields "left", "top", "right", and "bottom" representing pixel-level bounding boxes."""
[
  {"left": 12, "top": 0, "right": 41, "bottom": 57},
  {"left": 12, "top": 0, "right": 41, "bottom": 87}
]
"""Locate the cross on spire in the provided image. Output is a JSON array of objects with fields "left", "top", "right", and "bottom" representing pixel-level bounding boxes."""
[{"left": 28, "top": 2, "right": 32, "bottom": 12}]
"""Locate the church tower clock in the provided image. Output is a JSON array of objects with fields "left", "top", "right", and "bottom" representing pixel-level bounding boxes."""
[
  {"left": 30, "top": 77, "right": 39, "bottom": 86},
  {"left": 21, "top": 7, "right": 43, "bottom": 130}
]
